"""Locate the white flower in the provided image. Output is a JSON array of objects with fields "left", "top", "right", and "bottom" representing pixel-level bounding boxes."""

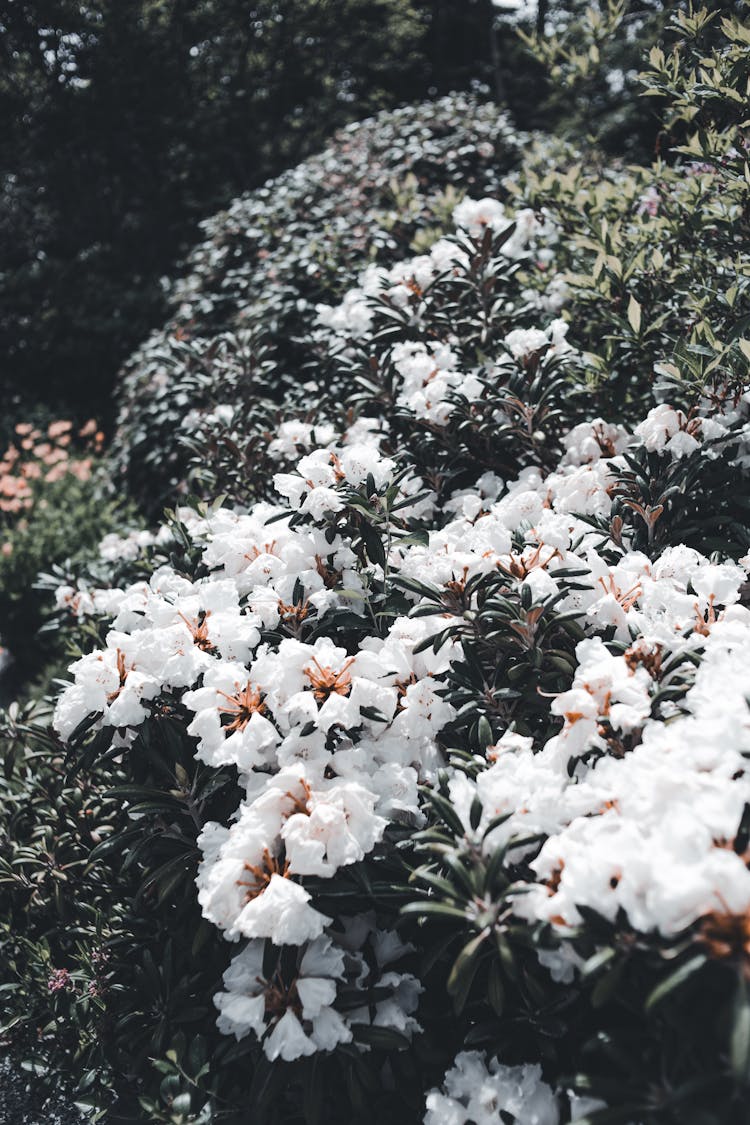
[
  {"left": 392, "top": 340, "right": 465, "bottom": 425},
  {"left": 98, "top": 528, "right": 155, "bottom": 562},
  {"left": 562, "top": 419, "right": 629, "bottom": 466},
  {"left": 503, "top": 320, "right": 570, "bottom": 364},
  {"left": 634, "top": 403, "right": 701, "bottom": 458},
  {"left": 392, "top": 677, "right": 456, "bottom": 739},
  {"left": 184, "top": 664, "right": 278, "bottom": 770},
  {"left": 503, "top": 327, "right": 549, "bottom": 361},
  {"left": 634, "top": 404, "right": 682, "bottom": 451},
  {"left": 691, "top": 562, "right": 745, "bottom": 608},
  {"left": 214, "top": 936, "right": 351, "bottom": 1060},
  {"left": 452, "top": 197, "right": 508, "bottom": 238},
  {"left": 229, "top": 872, "right": 327, "bottom": 945},
  {"left": 424, "top": 1052, "right": 559, "bottom": 1125},
  {"left": 196, "top": 809, "right": 330, "bottom": 944},
  {"left": 316, "top": 291, "right": 374, "bottom": 339},
  {"left": 537, "top": 943, "right": 584, "bottom": 984},
  {"left": 54, "top": 645, "right": 161, "bottom": 738},
  {"left": 281, "top": 777, "right": 387, "bottom": 876}
]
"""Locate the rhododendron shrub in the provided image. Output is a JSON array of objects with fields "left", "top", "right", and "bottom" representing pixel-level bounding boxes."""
[
  {"left": 3, "top": 6, "right": 750, "bottom": 1123},
  {"left": 38, "top": 196, "right": 750, "bottom": 1117},
  {"left": 112, "top": 94, "right": 525, "bottom": 512}
]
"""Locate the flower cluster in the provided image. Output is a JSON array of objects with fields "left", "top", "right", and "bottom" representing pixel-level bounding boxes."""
[
  {"left": 425, "top": 1052, "right": 561, "bottom": 1125},
  {"left": 450, "top": 603, "right": 750, "bottom": 938},
  {"left": 424, "top": 1050, "right": 616, "bottom": 1125},
  {"left": 53, "top": 342, "right": 750, "bottom": 1085},
  {"left": 26, "top": 16, "right": 750, "bottom": 1116},
  {"left": 0, "top": 419, "right": 101, "bottom": 522}
]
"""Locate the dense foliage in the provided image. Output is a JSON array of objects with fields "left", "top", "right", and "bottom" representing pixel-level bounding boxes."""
[
  {"left": 111, "top": 92, "right": 525, "bottom": 512},
  {"left": 2, "top": 3, "right": 750, "bottom": 1124},
  {"left": 0, "top": 0, "right": 510, "bottom": 430},
  {"left": 2, "top": 0, "right": 686, "bottom": 434},
  {"left": 0, "top": 419, "right": 126, "bottom": 695}
]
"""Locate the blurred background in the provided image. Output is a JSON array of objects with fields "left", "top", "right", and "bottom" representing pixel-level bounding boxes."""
[{"left": 0, "top": 0, "right": 666, "bottom": 434}]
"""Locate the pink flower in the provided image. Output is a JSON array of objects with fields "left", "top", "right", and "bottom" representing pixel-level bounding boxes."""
[{"left": 48, "top": 968, "right": 73, "bottom": 994}]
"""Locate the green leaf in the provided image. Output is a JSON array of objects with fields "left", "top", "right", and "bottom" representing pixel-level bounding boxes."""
[
  {"left": 495, "top": 931, "right": 518, "bottom": 982},
  {"left": 644, "top": 954, "right": 707, "bottom": 1012},
  {"left": 400, "top": 900, "right": 468, "bottom": 922},
  {"left": 488, "top": 959, "right": 505, "bottom": 1017},
  {"left": 581, "top": 946, "right": 617, "bottom": 980},
  {"left": 570, "top": 1108, "right": 642, "bottom": 1124},
  {"left": 351, "top": 1025, "right": 411, "bottom": 1051},
  {"left": 447, "top": 930, "right": 488, "bottom": 1014},
  {"left": 359, "top": 705, "right": 389, "bottom": 723},
  {"left": 732, "top": 975, "right": 750, "bottom": 1085},
  {"left": 171, "top": 1092, "right": 192, "bottom": 1115},
  {"left": 477, "top": 715, "right": 493, "bottom": 752},
  {"left": 627, "top": 294, "right": 642, "bottom": 334},
  {"left": 303, "top": 1055, "right": 324, "bottom": 1125},
  {"left": 422, "top": 789, "right": 466, "bottom": 835},
  {"left": 591, "top": 956, "right": 627, "bottom": 1009}
]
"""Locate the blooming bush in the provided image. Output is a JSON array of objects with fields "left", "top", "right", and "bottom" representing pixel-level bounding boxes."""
[
  {"left": 3, "top": 6, "right": 750, "bottom": 1123},
  {"left": 111, "top": 93, "right": 526, "bottom": 511}
]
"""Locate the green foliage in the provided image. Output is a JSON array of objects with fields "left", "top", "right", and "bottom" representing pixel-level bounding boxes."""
[
  {"left": 497, "top": 0, "right": 675, "bottom": 155},
  {"left": 0, "top": 0, "right": 497, "bottom": 428},
  {"left": 0, "top": 423, "right": 130, "bottom": 694},
  {"left": 3, "top": 4, "right": 750, "bottom": 1123},
  {"left": 112, "top": 94, "right": 525, "bottom": 512},
  {"left": 512, "top": 0, "right": 750, "bottom": 422},
  {"left": 0, "top": 698, "right": 131, "bottom": 1115}
]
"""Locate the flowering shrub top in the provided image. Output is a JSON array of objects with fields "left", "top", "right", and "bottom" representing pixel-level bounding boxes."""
[
  {"left": 4, "top": 7, "right": 750, "bottom": 1122},
  {"left": 514, "top": 6, "right": 750, "bottom": 426},
  {"left": 43, "top": 156, "right": 750, "bottom": 1116},
  {"left": 112, "top": 94, "right": 525, "bottom": 511}
]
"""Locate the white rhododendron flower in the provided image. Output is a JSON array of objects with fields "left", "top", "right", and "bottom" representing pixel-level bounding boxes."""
[
  {"left": 503, "top": 320, "right": 569, "bottom": 363},
  {"left": 280, "top": 777, "right": 387, "bottom": 876},
  {"left": 452, "top": 196, "right": 508, "bottom": 237},
  {"left": 562, "top": 418, "right": 629, "bottom": 465},
  {"left": 632, "top": 402, "right": 726, "bottom": 458},
  {"left": 214, "top": 936, "right": 351, "bottom": 1060},
  {"left": 424, "top": 1052, "right": 560, "bottom": 1125}
]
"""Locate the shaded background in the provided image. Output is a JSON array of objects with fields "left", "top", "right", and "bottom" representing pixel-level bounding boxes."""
[{"left": 0, "top": 0, "right": 666, "bottom": 436}]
